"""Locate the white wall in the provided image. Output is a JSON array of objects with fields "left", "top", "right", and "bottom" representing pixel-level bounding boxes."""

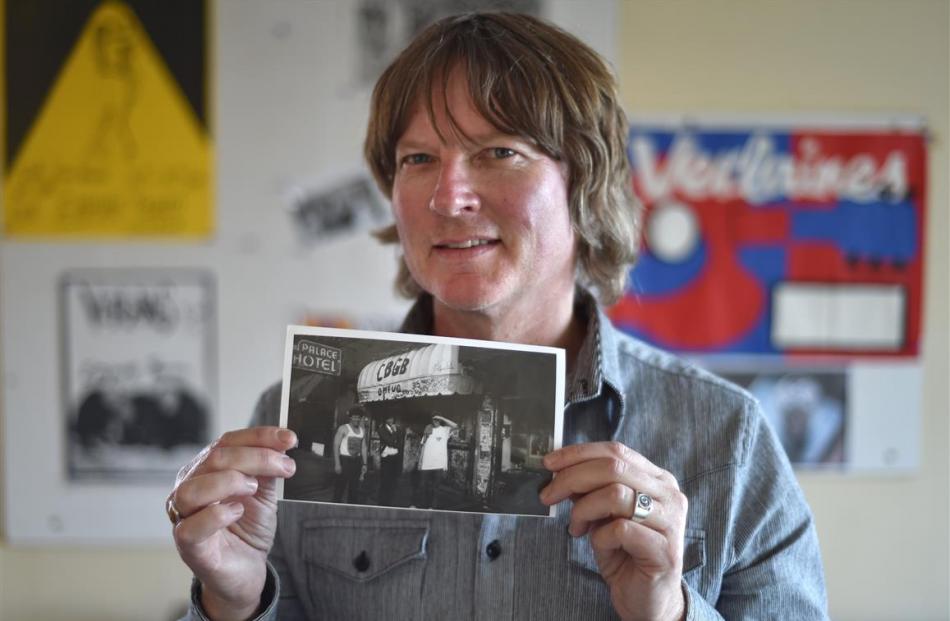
[{"left": 620, "top": 2, "right": 949, "bottom": 620}]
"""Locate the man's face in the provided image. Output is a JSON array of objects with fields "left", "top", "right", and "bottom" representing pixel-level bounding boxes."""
[{"left": 391, "top": 70, "right": 576, "bottom": 316}]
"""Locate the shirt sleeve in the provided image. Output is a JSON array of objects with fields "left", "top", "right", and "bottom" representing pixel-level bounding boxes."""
[
  {"left": 183, "top": 562, "right": 280, "bottom": 621},
  {"left": 711, "top": 400, "right": 829, "bottom": 619}
]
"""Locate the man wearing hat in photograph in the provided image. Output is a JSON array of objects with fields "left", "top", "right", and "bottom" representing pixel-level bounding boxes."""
[
  {"left": 415, "top": 412, "right": 458, "bottom": 509},
  {"left": 168, "top": 12, "right": 827, "bottom": 621}
]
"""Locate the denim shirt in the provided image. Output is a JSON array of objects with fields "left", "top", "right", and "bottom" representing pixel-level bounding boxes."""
[{"left": 187, "top": 293, "right": 828, "bottom": 620}]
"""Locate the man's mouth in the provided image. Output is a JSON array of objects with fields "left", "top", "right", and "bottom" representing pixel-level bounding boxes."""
[
  {"left": 437, "top": 238, "right": 498, "bottom": 249},
  {"left": 438, "top": 239, "right": 497, "bottom": 250}
]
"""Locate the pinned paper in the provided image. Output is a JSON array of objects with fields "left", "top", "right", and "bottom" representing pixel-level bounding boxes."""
[{"left": 3, "top": 1, "right": 212, "bottom": 237}]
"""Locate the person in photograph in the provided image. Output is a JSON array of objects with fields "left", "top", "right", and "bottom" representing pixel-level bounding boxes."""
[
  {"left": 74, "top": 376, "right": 130, "bottom": 450},
  {"left": 332, "top": 405, "right": 367, "bottom": 503},
  {"left": 376, "top": 415, "right": 403, "bottom": 506},
  {"left": 169, "top": 12, "right": 828, "bottom": 620},
  {"left": 416, "top": 413, "right": 458, "bottom": 508}
]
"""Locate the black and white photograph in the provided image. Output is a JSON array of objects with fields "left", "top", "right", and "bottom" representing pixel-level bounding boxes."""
[
  {"left": 287, "top": 174, "right": 390, "bottom": 243},
  {"left": 718, "top": 366, "right": 848, "bottom": 468},
  {"left": 355, "top": 0, "right": 543, "bottom": 84},
  {"left": 279, "top": 326, "right": 564, "bottom": 516},
  {"left": 61, "top": 269, "right": 215, "bottom": 481}
]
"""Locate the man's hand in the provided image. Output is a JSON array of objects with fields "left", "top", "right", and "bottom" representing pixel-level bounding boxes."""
[
  {"left": 541, "top": 442, "right": 687, "bottom": 621},
  {"left": 169, "top": 426, "right": 298, "bottom": 620}
]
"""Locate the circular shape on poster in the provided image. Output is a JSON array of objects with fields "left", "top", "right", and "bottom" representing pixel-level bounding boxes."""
[{"left": 646, "top": 201, "right": 699, "bottom": 264}]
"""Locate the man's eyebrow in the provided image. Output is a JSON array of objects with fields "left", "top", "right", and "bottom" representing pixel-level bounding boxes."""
[
  {"left": 396, "top": 131, "right": 527, "bottom": 152},
  {"left": 467, "top": 130, "right": 524, "bottom": 145},
  {"left": 395, "top": 139, "right": 433, "bottom": 152}
]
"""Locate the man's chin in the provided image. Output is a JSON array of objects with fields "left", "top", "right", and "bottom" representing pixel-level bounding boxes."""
[{"left": 429, "top": 282, "right": 507, "bottom": 314}]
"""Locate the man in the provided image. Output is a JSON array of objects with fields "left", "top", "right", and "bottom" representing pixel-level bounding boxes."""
[
  {"left": 376, "top": 415, "right": 403, "bottom": 506},
  {"left": 416, "top": 413, "right": 458, "bottom": 508},
  {"left": 332, "top": 405, "right": 368, "bottom": 504},
  {"left": 169, "top": 13, "right": 827, "bottom": 620}
]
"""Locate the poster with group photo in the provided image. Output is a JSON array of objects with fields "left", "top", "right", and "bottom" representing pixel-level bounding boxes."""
[
  {"left": 279, "top": 326, "right": 564, "bottom": 517},
  {"left": 61, "top": 268, "right": 215, "bottom": 481}
]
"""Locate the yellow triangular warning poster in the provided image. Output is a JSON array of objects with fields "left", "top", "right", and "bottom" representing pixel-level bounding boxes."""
[{"left": 3, "top": 1, "right": 212, "bottom": 237}]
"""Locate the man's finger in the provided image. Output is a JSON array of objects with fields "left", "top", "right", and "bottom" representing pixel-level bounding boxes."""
[
  {"left": 216, "top": 426, "right": 298, "bottom": 451},
  {"left": 173, "top": 470, "right": 260, "bottom": 519},
  {"left": 539, "top": 457, "right": 664, "bottom": 506},
  {"left": 192, "top": 445, "right": 297, "bottom": 480},
  {"left": 589, "top": 517, "right": 683, "bottom": 575},
  {"left": 567, "top": 483, "right": 674, "bottom": 538},
  {"left": 544, "top": 441, "right": 664, "bottom": 478},
  {"left": 173, "top": 501, "right": 246, "bottom": 549}
]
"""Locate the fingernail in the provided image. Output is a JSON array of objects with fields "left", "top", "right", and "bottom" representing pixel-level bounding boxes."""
[
  {"left": 281, "top": 455, "right": 296, "bottom": 475},
  {"left": 539, "top": 486, "right": 552, "bottom": 503},
  {"left": 245, "top": 477, "right": 259, "bottom": 491},
  {"left": 228, "top": 502, "right": 244, "bottom": 517},
  {"left": 278, "top": 429, "right": 297, "bottom": 447}
]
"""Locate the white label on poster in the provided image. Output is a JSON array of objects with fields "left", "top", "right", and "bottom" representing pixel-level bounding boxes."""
[{"left": 772, "top": 283, "right": 906, "bottom": 351}]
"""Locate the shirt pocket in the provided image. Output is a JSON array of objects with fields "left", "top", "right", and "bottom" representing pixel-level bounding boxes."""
[
  {"left": 302, "top": 517, "right": 429, "bottom": 620},
  {"left": 682, "top": 528, "right": 706, "bottom": 575}
]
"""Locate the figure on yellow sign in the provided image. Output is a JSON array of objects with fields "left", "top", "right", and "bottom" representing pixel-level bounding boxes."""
[{"left": 89, "top": 13, "right": 139, "bottom": 159}]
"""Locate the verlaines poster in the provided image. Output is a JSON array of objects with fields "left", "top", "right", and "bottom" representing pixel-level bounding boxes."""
[
  {"left": 612, "top": 121, "right": 925, "bottom": 358},
  {"left": 611, "top": 120, "right": 927, "bottom": 469}
]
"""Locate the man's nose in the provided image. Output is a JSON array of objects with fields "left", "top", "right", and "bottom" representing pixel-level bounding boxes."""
[{"left": 429, "top": 159, "right": 480, "bottom": 216}]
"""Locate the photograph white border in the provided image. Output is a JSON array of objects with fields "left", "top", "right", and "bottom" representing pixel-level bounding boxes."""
[{"left": 278, "top": 325, "right": 565, "bottom": 517}]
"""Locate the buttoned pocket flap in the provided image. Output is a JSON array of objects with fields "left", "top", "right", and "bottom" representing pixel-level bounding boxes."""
[{"left": 304, "top": 518, "right": 429, "bottom": 583}]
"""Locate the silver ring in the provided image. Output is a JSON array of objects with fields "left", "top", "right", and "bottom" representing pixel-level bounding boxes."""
[
  {"left": 166, "top": 496, "right": 182, "bottom": 526},
  {"left": 632, "top": 491, "right": 653, "bottom": 522}
]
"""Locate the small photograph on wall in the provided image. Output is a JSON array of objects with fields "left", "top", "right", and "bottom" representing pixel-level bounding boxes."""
[
  {"left": 279, "top": 326, "right": 564, "bottom": 517},
  {"left": 61, "top": 268, "right": 215, "bottom": 481},
  {"left": 356, "top": 0, "right": 544, "bottom": 84},
  {"left": 717, "top": 366, "right": 848, "bottom": 468},
  {"left": 287, "top": 174, "right": 389, "bottom": 244}
]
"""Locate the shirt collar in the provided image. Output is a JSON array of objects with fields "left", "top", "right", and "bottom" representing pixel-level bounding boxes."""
[
  {"left": 399, "top": 289, "right": 623, "bottom": 406},
  {"left": 566, "top": 289, "right": 625, "bottom": 407},
  {"left": 399, "top": 293, "right": 435, "bottom": 335}
]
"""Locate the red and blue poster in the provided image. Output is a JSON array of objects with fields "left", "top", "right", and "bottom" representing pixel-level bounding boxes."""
[{"left": 610, "top": 120, "right": 927, "bottom": 359}]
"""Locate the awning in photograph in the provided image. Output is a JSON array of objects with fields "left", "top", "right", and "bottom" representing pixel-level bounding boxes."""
[{"left": 357, "top": 343, "right": 477, "bottom": 403}]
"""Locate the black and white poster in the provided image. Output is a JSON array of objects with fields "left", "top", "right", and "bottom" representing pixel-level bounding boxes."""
[
  {"left": 718, "top": 367, "right": 847, "bottom": 467},
  {"left": 279, "top": 326, "right": 564, "bottom": 517},
  {"left": 61, "top": 269, "right": 215, "bottom": 481},
  {"left": 356, "top": 0, "right": 544, "bottom": 83}
]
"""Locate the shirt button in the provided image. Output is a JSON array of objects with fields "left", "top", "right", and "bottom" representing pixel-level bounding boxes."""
[
  {"left": 354, "top": 550, "right": 371, "bottom": 572},
  {"left": 485, "top": 539, "right": 502, "bottom": 560}
]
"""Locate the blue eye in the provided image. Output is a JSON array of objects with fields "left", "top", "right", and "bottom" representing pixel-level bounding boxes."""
[
  {"left": 492, "top": 147, "right": 516, "bottom": 159},
  {"left": 402, "top": 153, "right": 432, "bottom": 166}
]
